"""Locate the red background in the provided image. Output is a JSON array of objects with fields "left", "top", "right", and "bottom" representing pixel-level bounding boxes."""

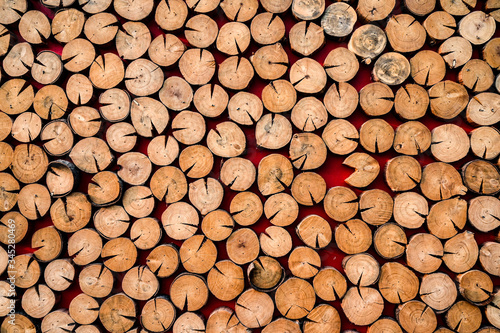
[{"left": 4, "top": 0, "right": 500, "bottom": 332}]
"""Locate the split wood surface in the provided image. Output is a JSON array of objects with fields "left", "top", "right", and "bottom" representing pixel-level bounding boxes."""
[{"left": 0, "top": 0, "right": 500, "bottom": 332}]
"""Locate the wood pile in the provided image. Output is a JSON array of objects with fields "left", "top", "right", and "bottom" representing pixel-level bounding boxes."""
[{"left": 0, "top": 0, "right": 499, "bottom": 332}]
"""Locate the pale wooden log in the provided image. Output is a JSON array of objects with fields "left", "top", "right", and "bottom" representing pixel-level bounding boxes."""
[
  {"left": 226, "top": 228, "right": 259, "bottom": 265},
  {"left": 459, "top": 59, "right": 494, "bottom": 92},
  {"left": 264, "top": 193, "right": 299, "bottom": 227},
  {"left": 251, "top": 43, "right": 288, "bottom": 80},
  {"left": 0, "top": 212, "right": 28, "bottom": 244},
  {"left": 68, "top": 229, "right": 102, "bottom": 265},
  {"left": 0, "top": 0, "right": 26, "bottom": 24},
  {"left": 193, "top": 84, "right": 228, "bottom": 118},
  {"left": 11, "top": 112, "right": 41, "bottom": 143},
  {"left": 257, "top": 154, "right": 293, "bottom": 196},
  {"left": 171, "top": 111, "right": 205, "bottom": 145},
  {"left": 335, "top": 219, "right": 372, "bottom": 254},
  {"left": 84, "top": 12, "right": 118, "bottom": 45},
  {"left": 3, "top": 43, "right": 33, "bottom": 78},
  {"left": 480, "top": 242, "right": 500, "bottom": 276},
  {"left": 303, "top": 304, "right": 341, "bottom": 333},
  {"left": 420, "top": 272, "right": 457, "bottom": 312},
  {"left": 393, "top": 121, "right": 431, "bottom": 155},
  {"left": 378, "top": 262, "right": 419, "bottom": 303},
  {"left": 0, "top": 112, "right": 12, "bottom": 141},
  {"left": 291, "top": 172, "right": 326, "bottom": 206},
  {"left": 255, "top": 114, "right": 293, "bottom": 149},
  {"left": 62, "top": 38, "right": 95, "bottom": 73},
  {"left": 250, "top": 12, "right": 285, "bottom": 45},
  {"left": 230, "top": 192, "right": 262, "bottom": 226},
  {"left": 322, "top": 119, "right": 359, "bottom": 155},
  {"left": 235, "top": 289, "right": 274, "bottom": 328},
  {"left": 443, "top": 231, "right": 478, "bottom": 273},
  {"left": 94, "top": 205, "right": 130, "bottom": 239},
  {"left": 324, "top": 82, "right": 358, "bottom": 118},
  {"left": 459, "top": 11, "right": 495, "bottom": 45},
  {"left": 220, "top": 0, "right": 258, "bottom": 22},
  {"left": 179, "top": 48, "right": 216, "bottom": 86},
  {"left": 155, "top": 0, "right": 187, "bottom": 31},
  {"left": 486, "top": 290, "right": 500, "bottom": 329},
  {"left": 179, "top": 145, "right": 213, "bottom": 179},
  {"left": 179, "top": 235, "right": 217, "bottom": 274},
  {"left": 41, "top": 121, "right": 74, "bottom": 156},
  {"left": 373, "top": 52, "right": 410, "bottom": 86},
  {"left": 291, "top": 0, "right": 324, "bottom": 20},
  {"left": 420, "top": 162, "right": 467, "bottom": 200},
  {"left": 262, "top": 80, "right": 296, "bottom": 113},
  {"left": 290, "top": 58, "right": 326, "bottom": 94},
  {"left": 150, "top": 166, "right": 187, "bottom": 203},
  {"left": 348, "top": 24, "right": 387, "bottom": 64},
  {"left": 159, "top": 77, "right": 193, "bottom": 111},
  {"left": 80, "top": 0, "right": 112, "bottom": 13},
  {"left": 342, "top": 287, "right": 384, "bottom": 326},
  {"left": 260, "top": 226, "right": 292, "bottom": 257},
  {"left": 470, "top": 126, "right": 500, "bottom": 160},
  {"left": 462, "top": 160, "right": 500, "bottom": 195},
  {"left": 289, "top": 133, "right": 327, "bottom": 170},
  {"left": 373, "top": 223, "right": 407, "bottom": 259},
  {"left": 207, "top": 260, "right": 244, "bottom": 300},
  {"left": 148, "top": 135, "right": 179, "bottom": 166},
  {"left": 228, "top": 91, "right": 263, "bottom": 125},
  {"left": 322, "top": 2, "right": 356, "bottom": 37},
  {"left": 122, "top": 266, "right": 159, "bottom": 300},
  {"left": 99, "top": 294, "right": 136, "bottom": 333},
  {"left": 324, "top": 47, "right": 359, "bottom": 83},
  {"left": 276, "top": 278, "right": 316, "bottom": 319},
  {"left": 122, "top": 186, "right": 154, "bottom": 218},
  {"left": 185, "top": 0, "right": 220, "bottom": 12},
  {"left": 359, "top": 118, "right": 394, "bottom": 153},
  {"left": 359, "top": 189, "right": 393, "bottom": 226},
  {"left": 130, "top": 217, "right": 161, "bottom": 250},
  {"left": 466, "top": 92, "right": 500, "bottom": 126},
  {"left": 0, "top": 79, "right": 34, "bottom": 116},
  {"left": 313, "top": 267, "right": 347, "bottom": 301},
  {"left": 289, "top": 21, "right": 324, "bottom": 57},
  {"left": 201, "top": 210, "right": 234, "bottom": 241},
  {"left": 0, "top": 173, "right": 19, "bottom": 213},
  {"left": 149, "top": 34, "right": 185, "bottom": 68},
  {"left": 18, "top": 184, "right": 51, "bottom": 220},
  {"left": 114, "top": 0, "right": 153, "bottom": 20},
  {"left": 431, "top": 124, "right": 470, "bottom": 163},
  {"left": 161, "top": 202, "right": 199, "bottom": 240},
  {"left": 439, "top": 36, "right": 472, "bottom": 69},
  {"left": 216, "top": 22, "right": 250, "bottom": 55},
  {"left": 343, "top": 253, "right": 380, "bottom": 286},
  {"left": 173, "top": 312, "right": 205, "bottom": 333},
  {"left": 44, "top": 259, "right": 75, "bottom": 291},
  {"left": 296, "top": 215, "right": 331, "bottom": 249},
  {"left": 323, "top": 186, "right": 358, "bottom": 222},
  {"left": 427, "top": 197, "right": 467, "bottom": 240},
  {"left": 9, "top": 254, "right": 40, "bottom": 288},
  {"left": 50, "top": 192, "right": 91, "bottom": 233},
  {"left": 220, "top": 157, "right": 256, "bottom": 191},
  {"left": 396, "top": 301, "right": 437, "bottom": 333},
  {"left": 141, "top": 297, "right": 176, "bottom": 333},
  {"left": 446, "top": 301, "right": 482, "bottom": 333},
  {"left": 52, "top": 9, "right": 85, "bottom": 43},
  {"left": 343, "top": 152, "right": 379, "bottom": 188},
  {"left": 423, "top": 11, "right": 455, "bottom": 42},
  {"left": 288, "top": 246, "right": 321, "bottom": 279},
  {"left": 89, "top": 53, "right": 124, "bottom": 90},
  {"left": 368, "top": 318, "right": 403, "bottom": 333},
  {"left": 457, "top": 269, "right": 493, "bottom": 305},
  {"left": 22, "top": 284, "right": 55, "bottom": 318},
  {"left": 146, "top": 244, "right": 179, "bottom": 278},
  {"left": 79, "top": 264, "right": 114, "bottom": 298},
  {"left": 101, "top": 237, "right": 137, "bottom": 272},
  {"left": 360, "top": 82, "right": 394, "bottom": 116},
  {"left": 185, "top": 14, "right": 218, "bottom": 49},
  {"left": 69, "top": 293, "right": 100, "bottom": 325},
  {"left": 99, "top": 88, "right": 130, "bottom": 122},
  {"left": 406, "top": 233, "right": 443, "bottom": 273},
  {"left": 206, "top": 121, "right": 246, "bottom": 158}
]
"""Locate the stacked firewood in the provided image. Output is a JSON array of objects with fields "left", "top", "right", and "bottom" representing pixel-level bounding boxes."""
[{"left": 0, "top": 0, "right": 499, "bottom": 332}]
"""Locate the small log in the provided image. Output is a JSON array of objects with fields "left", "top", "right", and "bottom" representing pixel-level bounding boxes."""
[
  {"left": 11, "top": 143, "right": 48, "bottom": 184},
  {"left": 405, "top": 0, "right": 435, "bottom": 15},
  {"left": 68, "top": 107, "right": 101, "bottom": 138},
  {"left": 141, "top": 297, "right": 176, "bottom": 333},
  {"left": 348, "top": 24, "right": 387, "bottom": 64},
  {"left": 231, "top": 192, "right": 260, "bottom": 226},
  {"left": 99, "top": 88, "right": 130, "bottom": 122},
  {"left": 106, "top": 122, "right": 136, "bottom": 153},
  {"left": 393, "top": 121, "right": 431, "bottom": 155},
  {"left": 438, "top": 36, "right": 472, "bottom": 68},
  {"left": 410, "top": 50, "right": 446, "bottom": 86},
  {"left": 378, "top": 262, "right": 419, "bottom": 303},
  {"left": 170, "top": 273, "right": 209, "bottom": 311},
  {"left": 289, "top": 133, "right": 327, "bottom": 170},
  {"left": 44, "top": 259, "right": 75, "bottom": 291},
  {"left": 396, "top": 301, "right": 437, "bottom": 333},
  {"left": 368, "top": 318, "right": 403, "bottom": 333},
  {"left": 0, "top": 0, "right": 26, "bottom": 24},
  {"left": 322, "top": 119, "right": 359, "bottom": 155},
  {"left": 207, "top": 260, "right": 244, "bottom": 300},
  {"left": 446, "top": 301, "right": 481, "bottom": 333},
  {"left": 52, "top": 9, "right": 85, "bottom": 43},
  {"left": 335, "top": 219, "right": 372, "bottom": 254},
  {"left": 62, "top": 38, "right": 96, "bottom": 73},
  {"left": 11, "top": 112, "right": 41, "bottom": 143},
  {"left": 9, "top": 254, "right": 40, "bottom": 288},
  {"left": 148, "top": 135, "right": 179, "bottom": 166},
  {"left": 80, "top": 0, "right": 112, "bottom": 13},
  {"left": 288, "top": 246, "right": 321, "bottom": 279},
  {"left": 94, "top": 205, "right": 130, "bottom": 239},
  {"left": 343, "top": 253, "right": 380, "bottom": 287},
  {"left": 342, "top": 287, "right": 384, "bottom": 326},
  {"left": 291, "top": 0, "right": 324, "bottom": 20},
  {"left": 69, "top": 293, "right": 99, "bottom": 325},
  {"left": 216, "top": 22, "right": 250, "bottom": 55},
  {"left": 84, "top": 13, "right": 118, "bottom": 45},
  {"left": 201, "top": 210, "right": 234, "bottom": 241},
  {"left": 99, "top": 294, "right": 136, "bottom": 333},
  {"left": 226, "top": 228, "right": 259, "bottom": 265},
  {"left": 431, "top": 124, "right": 469, "bottom": 163},
  {"left": 247, "top": 256, "right": 284, "bottom": 292},
  {"left": 406, "top": 233, "right": 443, "bottom": 273},
  {"left": 251, "top": 44, "right": 288, "bottom": 81},
  {"left": 185, "top": 14, "right": 218, "bottom": 49},
  {"left": 150, "top": 166, "right": 187, "bottom": 203},
  {"left": 171, "top": 111, "right": 205, "bottom": 145},
  {"left": 42, "top": 311, "right": 75, "bottom": 333},
  {"left": 480, "top": 242, "right": 500, "bottom": 276},
  {"left": 179, "top": 235, "right": 217, "bottom": 274},
  {"left": 386, "top": 14, "right": 426, "bottom": 53},
  {"left": 313, "top": 267, "right": 347, "bottom": 301},
  {"left": 470, "top": 126, "right": 500, "bottom": 160},
  {"left": 359, "top": 118, "right": 394, "bottom": 153},
  {"left": 296, "top": 215, "right": 331, "bottom": 249},
  {"left": 324, "top": 47, "right": 359, "bottom": 82},
  {"left": 88, "top": 171, "right": 122, "bottom": 207},
  {"left": 359, "top": 189, "right": 393, "bottom": 226},
  {"left": 220, "top": 0, "right": 258, "bottom": 22},
  {"left": 322, "top": 2, "right": 356, "bottom": 37},
  {"left": 21, "top": 284, "right": 55, "bottom": 318},
  {"left": 0, "top": 212, "right": 28, "bottom": 244},
  {"left": 189, "top": 177, "right": 224, "bottom": 215},
  {"left": 50, "top": 192, "right": 91, "bottom": 233},
  {"left": 255, "top": 114, "right": 293, "bottom": 149},
  {"left": 149, "top": 34, "right": 185, "bottom": 68},
  {"left": 289, "top": 21, "right": 324, "bottom": 57},
  {"left": 420, "top": 272, "right": 457, "bottom": 312},
  {"left": 373, "top": 52, "right": 410, "bottom": 86},
  {"left": 193, "top": 84, "right": 228, "bottom": 118},
  {"left": 459, "top": 59, "right": 494, "bottom": 92},
  {"left": 122, "top": 266, "right": 159, "bottom": 300},
  {"left": 130, "top": 217, "right": 161, "bottom": 250},
  {"left": 101, "top": 237, "right": 137, "bottom": 272},
  {"left": 117, "top": 22, "right": 151, "bottom": 60},
  {"left": 228, "top": 91, "right": 263, "bottom": 125},
  {"left": 1, "top": 315, "right": 35, "bottom": 333},
  {"left": 483, "top": 38, "right": 500, "bottom": 69},
  {"left": 125, "top": 59, "right": 163, "bottom": 97},
  {"left": 0, "top": 173, "right": 19, "bottom": 213},
  {"left": 459, "top": 11, "right": 495, "bottom": 45},
  {"left": 423, "top": 11, "right": 455, "bottom": 41},
  {"left": 173, "top": 312, "right": 205, "bottom": 333},
  {"left": 343, "top": 152, "right": 379, "bottom": 188},
  {"left": 122, "top": 186, "right": 154, "bottom": 218},
  {"left": 427, "top": 197, "right": 467, "bottom": 240},
  {"left": 373, "top": 222, "right": 407, "bottom": 259},
  {"left": 18, "top": 184, "right": 51, "bottom": 220},
  {"left": 457, "top": 269, "right": 493, "bottom": 305},
  {"left": 263, "top": 318, "right": 300, "bottom": 333},
  {"left": 79, "top": 264, "right": 114, "bottom": 298},
  {"left": 41, "top": 120, "right": 74, "bottom": 156},
  {"left": 155, "top": 0, "right": 187, "bottom": 31},
  {"left": 257, "top": 154, "right": 294, "bottom": 196},
  {"left": 486, "top": 291, "right": 500, "bottom": 329},
  {"left": 114, "top": 0, "right": 153, "bottom": 20},
  {"left": 261, "top": 0, "right": 291, "bottom": 12},
  {"left": 303, "top": 304, "right": 341, "bottom": 333},
  {"left": 324, "top": 82, "right": 358, "bottom": 118},
  {"left": 261, "top": 80, "right": 296, "bottom": 113},
  {"left": 0, "top": 112, "right": 12, "bottom": 141},
  {"left": 264, "top": 193, "right": 299, "bottom": 227},
  {"left": 117, "top": 152, "right": 151, "bottom": 186},
  {"left": 462, "top": 160, "right": 500, "bottom": 195},
  {"left": 178, "top": 48, "right": 216, "bottom": 86},
  {"left": 0, "top": 79, "right": 34, "bottom": 116},
  {"left": 290, "top": 58, "right": 326, "bottom": 94},
  {"left": 291, "top": 172, "right": 326, "bottom": 206},
  {"left": 323, "top": 186, "right": 358, "bottom": 222},
  {"left": 220, "top": 157, "right": 256, "bottom": 191},
  {"left": 360, "top": 82, "right": 394, "bottom": 116},
  {"left": 185, "top": 0, "right": 220, "bottom": 12},
  {"left": 31, "top": 51, "right": 63, "bottom": 85},
  {"left": 235, "top": 289, "right": 274, "bottom": 328},
  {"left": 89, "top": 53, "right": 124, "bottom": 90},
  {"left": 260, "top": 226, "right": 292, "bottom": 257},
  {"left": 3, "top": 42, "right": 33, "bottom": 78},
  {"left": 68, "top": 229, "right": 102, "bottom": 265},
  {"left": 420, "top": 162, "right": 467, "bottom": 200},
  {"left": 466, "top": 92, "right": 500, "bottom": 126},
  {"left": 161, "top": 202, "right": 199, "bottom": 240},
  {"left": 179, "top": 145, "right": 214, "bottom": 178},
  {"left": 276, "top": 278, "right": 316, "bottom": 319},
  {"left": 250, "top": 12, "right": 285, "bottom": 45},
  {"left": 443, "top": 231, "right": 478, "bottom": 273},
  {"left": 206, "top": 121, "right": 246, "bottom": 158},
  {"left": 146, "top": 244, "right": 179, "bottom": 278}
]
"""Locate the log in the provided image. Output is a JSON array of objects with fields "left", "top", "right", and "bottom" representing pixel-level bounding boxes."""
[
  {"left": 178, "top": 48, "right": 216, "bottom": 86},
  {"left": 322, "top": 119, "right": 359, "bottom": 155},
  {"left": 423, "top": 11, "right": 455, "bottom": 41},
  {"left": 420, "top": 162, "right": 467, "bottom": 200},
  {"left": 275, "top": 278, "right": 316, "bottom": 319},
  {"left": 255, "top": 114, "right": 293, "bottom": 149},
  {"left": 201, "top": 210, "right": 234, "bottom": 241},
  {"left": 230, "top": 191, "right": 262, "bottom": 226},
  {"left": 410, "top": 51, "right": 446, "bottom": 86},
  {"left": 179, "top": 235, "right": 217, "bottom": 274},
  {"left": 459, "top": 11, "right": 495, "bottom": 45},
  {"left": 427, "top": 198, "right": 467, "bottom": 240},
  {"left": 431, "top": 124, "right": 470, "bottom": 163},
  {"left": 68, "top": 229, "right": 102, "bottom": 265},
  {"left": 0, "top": 212, "right": 28, "bottom": 244},
  {"left": 378, "top": 262, "right": 419, "bottom": 303},
  {"left": 324, "top": 47, "right": 359, "bottom": 83},
  {"left": 147, "top": 135, "right": 179, "bottom": 166},
  {"left": 50, "top": 192, "right": 91, "bottom": 233},
  {"left": 406, "top": 233, "right": 443, "bottom": 273},
  {"left": 296, "top": 215, "right": 331, "bottom": 249},
  {"left": 291, "top": 172, "right": 326, "bottom": 206},
  {"left": 342, "top": 287, "right": 384, "bottom": 326},
  {"left": 291, "top": 0, "right": 324, "bottom": 20},
  {"left": 235, "top": 289, "right": 274, "bottom": 328},
  {"left": 486, "top": 290, "right": 500, "bottom": 329},
  {"left": 462, "top": 160, "right": 500, "bottom": 195},
  {"left": 189, "top": 177, "right": 224, "bottom": 215},
  {"left": 146, "top": 244, "right": 179, "bottom": 278},
  {"left": 247, "top": 256, "right": 285, "bottom": 291},
  {"left": 69, "top": 293, "right": 100, "bottom": 325},
  {"left": 322, "top": 2, "right": 356, "bottom": 37},
  {"left": 0, "top": 0, "right": 26, "bottom": 24},
  {"left": 466, "top": 92, "right": 500, "bottom": 126},
  {"left": 3, "top": 42, "right": 33, "bottom": 77},
  {"left": 396, "top": 300, "right": 437, "bottom": 333},
  {"left": 99, "top": 88, "right": 130, "bottom": 122},
  {"left": 373, "top": 52, "right": 410, "bottom": 86},
  {"left": 9, "top": 254, "right": 40, "bottom": 288},
  {"left": 393, "top": 121, "right": 431, "bottom": 155},
  {"left": 457, "top": 269, "right": 493, "bottom": 305},
  {"left": 173, "top": 312, "right": 205, "bottom": 333},
  {"left": 18, "top": 184, "right": 51, "bottom": 220},
  {"left": 79, "top": 264, "right": 114, "bottom": 298},
  {"left": 264, "top": 193, "right": 299, "bottom": 227},
  {"left": 141, "top": 296, "right": 176, "bottom": 333},
  {"left": 259, "top": 226, "right": 293, "bottom": 258},
  {"left": 220, "top": 157, "right": 256, "bottom": 191},
  {"left": 155, "top": 0, "right": 187, "bottom": 31},
  {"left": 289, "top": 133, "right": 327, "bottom": 170},
  {"left": 193, "top": 84, "right": 228, "bottom": 118},
  {"left": 459, "top": 59, "right": 494, "bottom": 92},
  {"left": 446, "top": 301, "right": 481, "bottom": 333},
  {"left": 360, "top": 82, "right": 394, "bottom": 116},
  {"left": 0, "top": 173, "right": 19, "bottom": 213},
  {"left": 360, "top": 118, "right": 394, "bottom": 153},
  {"left": 288, "top": 246, "right": 321, "bottom": 279},
  {"left": 228, "top": 91, "right": 263, "bottom": 125},
  {"left": 94, "top": 205, "right": 130, "bottom": 239},
  {"left": 170, "top": 273, "right": 208, "bottom": 311},
  {"left": 125, "top": 59, "right": 163, "bottom": 96},
  {"left": 303, "top": 304, "right": 341, "bottom": 333},
  {"left": 343, "top": 152, "right": 379, "bottom": 188},
  {"left": 261, "top": 80, "right": 296, "bottom": 113},
  {"left": 480, "top": 242, "right": 500, "bottom": 276},
  {"left": 84, "top": 12, "right": 118, "bottom": 45},
  {"left": 122, "top": 266, "right": 159, "bottom": 300},
  {"left": 324, "top": 82, "right": 358, "bottom": 118},
  {"left": 335, "top": 219, "right": 372, "bottom": 254},
  {"left": 348, "top": 24, "right": 387, "bottom": 64},
  {"left": 206, "top": 121, "right": 246, "bottom": 158},
  {"left": 220, "top": 0, "right": 258, "bottom": 22},
  {"left": 343, "top": 253, "right": 380, "bottom": 287},
  {"left": 368, "top": 318, "right": 403, "bottom": 333},
  {"left": 420, "top": 272, "right": 457, "bottom": 312},
  {"left": 122, "top": 186, "right": 155, "bottom": 218},
  {"left": 257, "top": 154, "right": 294, "bottom": 196},
  {"left": 41, "top": 120, "right": 74, "bottom": 156},
  {"left": 11, "top": 112, "right": 42, "bottom": 143},
  {"left": 324, "top": 186, "right": 358, "bottom": 222},
  {"left": 150, "top": 166, "right": 187, "bottom": 203},
  {"left": 179, "top": 145, "right": 214, "bottom": 178},
  {"left": 99, "top": 294, "right": 136, "bottom": 333},
  {"left": 470, "top": 126, "right": 500, "bottom": 160},
  {"left": 359, "top": 189, "right": 393, "bottom": 226},
  {"left": 161, "top": 202, "right": 199, "bottom": 240},
  {"left": 373, "top": 223, "right": 407, "bottom": 259},
  {"left": 313, "top": 267, "right": 347, "bottom": 301},
  {"left": 101, "top": 237, "right": 137, "bottom": 272},
  {"left": 289, "top": 21, "right": 324, "bottom": 57},
  {"left": 385, "top": 156, "right": 421, "bottom": 192},
  {"left": 22, "top": 284, "right": 55, "bottom": 318},
  {"left": 226, "top": 228, "right": 259, "bottom": 265},
  {"left": 263, "top": 318, "right": 301, "bottom": 333},
  {"left": 438, "top": 36, "right": 472, "bottom": 69},
  {"left": 443, "top": 231, "right": 478, "bottom": 273},
  {"left": 0, "top": 79, "right": 34, "bottom": 116},
  {"left": 171, "top": 111, "right": 205, "bottom": 145},
  {"left": 250, "top": 12, "right": 285, "bottom": 45},
  {"left": 62, "top": 38, "right": 96, "bottom": 73},
  {"left": 206, "top": 307, "right": 247, "bottom": 333},
  {"left": 207, "top": 260, "right": 244, "bottom": 300},
  {"left": 216, "top": 22, "right": 250, "bottom": 55},
  {"left": 290, "top": 58, "right": 326, "bottom": 94},
  {"left": 386, "top": 14, "right": 426, "bottom": 53}
]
